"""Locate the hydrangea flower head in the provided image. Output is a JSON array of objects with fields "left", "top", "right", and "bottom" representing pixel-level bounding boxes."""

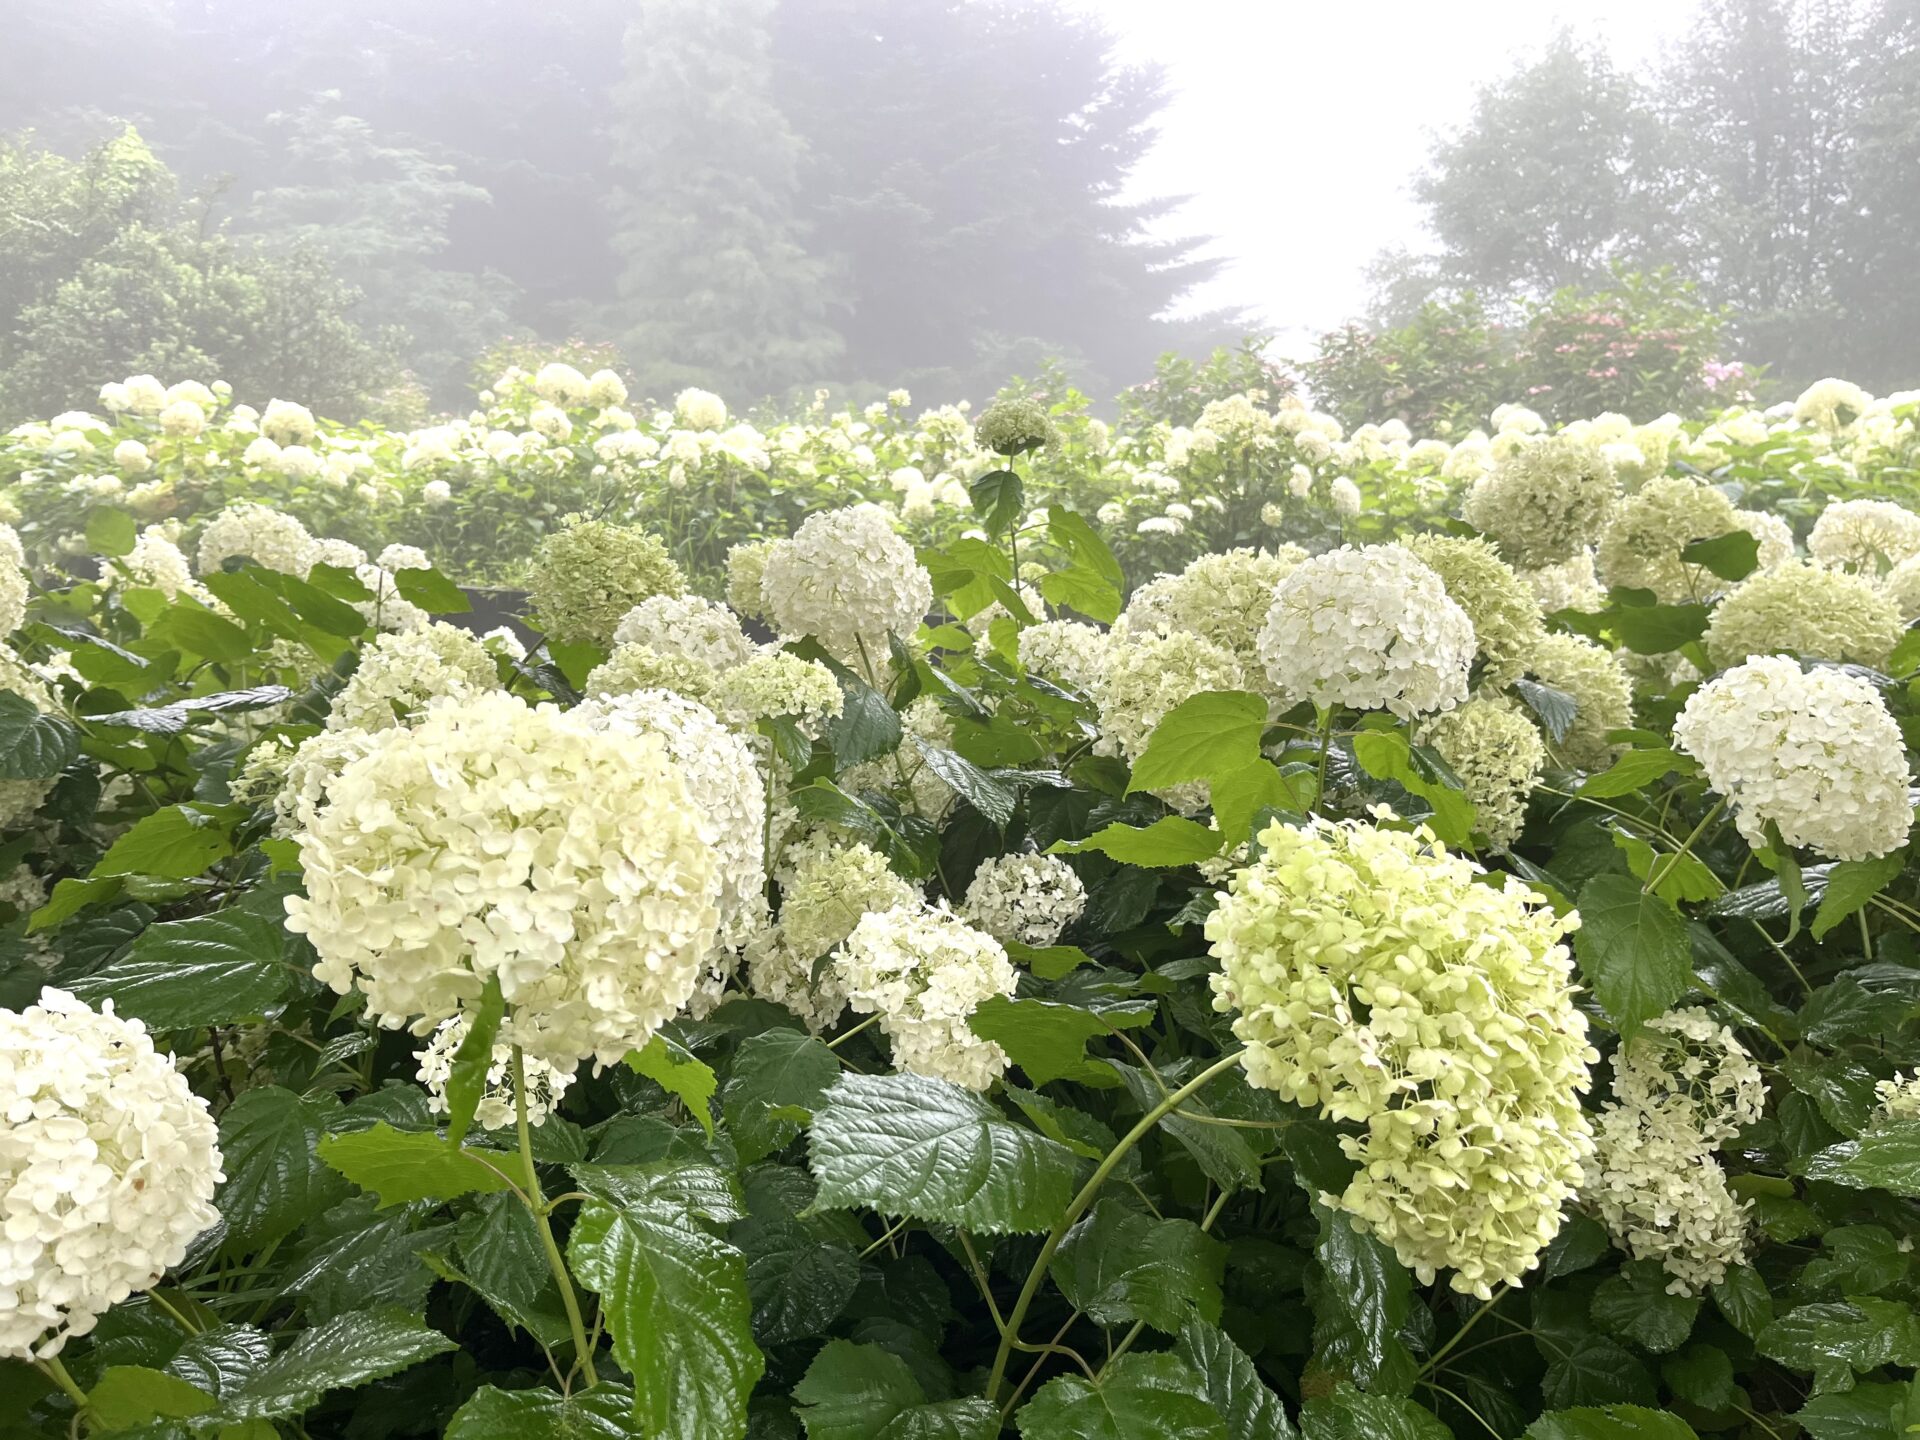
[
  {"left": 1704, "top": 559, "right": 1902, "bottom": 671},
  {"left": 1464, "top": 436, "right": 1619, "bottom": 568},
  {"left": 527, "top": 519, "right": 686, "bottom": 649},
  {"left": 1400, "top": 533, "right": 1545, "bottom": 687},
  {"left": 1596, "top": 476, "right": 1744, "bottom": 602},
  {"left": 760, "top": 503, "right": 932, "bottom": 677},
  {"left": 1424, "top": 697, "right": 1545, "bottom": 847},
  {"left": 973, "top": 396, "right": 1059, "bottom": 456},
  {"left": 961, "top": 853, "right": 1087, "bottom": 948}
]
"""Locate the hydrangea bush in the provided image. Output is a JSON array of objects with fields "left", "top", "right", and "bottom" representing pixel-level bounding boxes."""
[{"left": 2, "top": 367, "right": 1920, "bottom": 1439}]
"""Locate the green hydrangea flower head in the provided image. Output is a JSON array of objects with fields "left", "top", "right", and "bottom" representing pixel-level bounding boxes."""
[
  {"left": 1595, "top": 476, "right": 1743, "bottom": 603},
  {"left": 1704, "top": 559, "right": 1902, "bottom": 671},
  {"left": 1400, "top": 533, "right": 1546, "bottom": 687},
  {"left": 1526, "top": 632, "right": 1633, "bottom": 771},
  {"left": 1464, "top": 436, "right": 1619, "bottom": 569},
  {"left": 527, "top": 518, "right": 685, "bottom": 648},
  {"left": 974, "top": 396, "right": 1060, "bottom": 457}
]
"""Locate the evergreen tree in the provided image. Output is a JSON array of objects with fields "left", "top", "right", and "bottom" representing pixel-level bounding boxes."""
[{"left": 608, "top": 0, "right": 844, "bottom": 398}]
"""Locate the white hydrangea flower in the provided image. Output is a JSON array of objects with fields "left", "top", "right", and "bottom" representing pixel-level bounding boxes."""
[
  {"left": 1329, "top": 476, "right": 1362, "bottom": 517},
  {"left": 113, "top": 439, "right": 150, "bottom": 473},
  {"left": 1150, "top": 546, "right": 1309, "bottom": 665},
  {"left": 1207, "top": 816, "right": 1595, "bottom": 1297},
  {"left": 1673, "top": 655, "right": 1912, "bottom": 861},
  {"left": 1521, "top": 551, "right": 1606, "bottom": 614},
  {"left": 1094, "top": 631, "right": 1245, "bottom": 762},
  {"left": 1794, "top": 377, "right": 1872, "bottom": 430},
  {"left": 415, "top": 1013, "right": 574, "bottom": 1131},
  {"left": 1874, "top": 1072, "right": 1920, "bottom": 1119},
  {"left": 114, "top": 527, "right": 205, "bottom": 603},
  {"left": 1258, "top": 545, "right": 1474, "bottom": 719},
  {"left": 532, "top": 363, "right": 589, "bottom": 406},
  {"left": 375, "top": 544, "right": 431, "bottom": 572},
  {"left": 1808, "top": 499, "right": 1920, "bottom": 572},
  {"left": 711, "top": 650, "right": 844, "bottom": 732},
  {"left": 760, "top": 504, "right": 933, "bottom": 678},
  {"left": 0, "top": 989, "right": 223, "bottom": 1359},
  {"left": 157, "top": 399, "right": 206, "bottom": 438},
  {"left": 259, "top": 398, "right": 317, "bottom": 447},
  {"left": 675, "top": 388, "right": 728, "bottom": 431},
  {"left": 586, "top": 369, "right": 628, "bottom": 407},
  {"left": 285, "top": 692, "right": 722, "bottom": 1071},
  {"left": 328, "top": 622, "right": 498, "bottom": 733},
  {"left": 423, "top": 479, "right": 453, "bottom": 506},
  {"left": 196, "top": 502, "right": 319, "bottom": 577},
  {"left": 1424, "top": 697, "right": 1546, "bottom": 848},
  {"left": 1464, "top": 437, "right": 1618, "bottom": 568},
  {"left": 749, "top": 833, "right": 919, "bottom": 1030},
  {"left": 1016, "top": 620, "right": 1114, "bottom": 696},
  {"left": 1734, "top": 509, "right": 1796, "bottom": 573},
  {"left": 838, "top": 902, "right": 1017, "bottom": 1091},
  {"left": 0, "top": 552, "right": 25, "bottom": 637},
  {"left": 961, "top": 853, "right": 1087, "bottom": 948},
  {"left": 613, "top": 594, "right": 755, "bottom": 672}
]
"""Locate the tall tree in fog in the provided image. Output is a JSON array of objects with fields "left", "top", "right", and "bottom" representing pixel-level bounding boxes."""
[
  {"left": 608, "top": 0, "right": 847, "bottom": 397},
  {"left": 1832, "top": 0, "right": 1920, "bottom": 386}
]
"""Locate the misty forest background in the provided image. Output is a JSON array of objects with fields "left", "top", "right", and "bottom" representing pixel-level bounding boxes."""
[{"left": 2, "top": 0, "right": 1919, "bottom": 427}]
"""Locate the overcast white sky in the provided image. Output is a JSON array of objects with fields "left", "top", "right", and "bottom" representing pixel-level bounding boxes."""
[{"left": 1080, "top": 0, "right": 1692, "bottom": 349}]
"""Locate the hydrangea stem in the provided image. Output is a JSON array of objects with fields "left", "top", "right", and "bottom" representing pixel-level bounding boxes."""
[
  {"left": 984, "top": 1049, "right": 1245, "bottom": 1408},
  {"left": 36, "top": 1355, "right": 88, "bottom": 1414},
  {"left": 513, "top": 1047, "right": 599, "bottom": 1390}
]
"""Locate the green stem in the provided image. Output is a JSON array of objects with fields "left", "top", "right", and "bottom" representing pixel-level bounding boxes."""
[
  {"left": 827, "top": 1013, "right": 881, "bottom": 1050},
  {"left": 37, "top": 1355, "right": 89, "bottom": 1414},
  {"left": 1311, "top": 707, "right": 1335, "bottom": 812},
  {"left": 1417, "top": 1284, "right": 1510, "bottom": 1379},
  {"left": 1643, "top": 798, "right": 1724, "bottom": 896},
  {"left": 985, "top": 1050, "right": 1245, "bottom": 1406},
  {"left": 514, "top": 1048, "right": 600, "bottom": 1390}
]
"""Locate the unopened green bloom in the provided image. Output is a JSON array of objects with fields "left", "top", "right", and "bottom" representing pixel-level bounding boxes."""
[
  {"left": 527, "top": 519, "right": 685, "bottom": 648},
  {"left": 974, "top": 396, "right": 1059, "bottom": 456}
]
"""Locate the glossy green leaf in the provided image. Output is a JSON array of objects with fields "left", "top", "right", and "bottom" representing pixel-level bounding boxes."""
[{"left": 1572, "top": 874, "right": 1692, "bottom": 1032}]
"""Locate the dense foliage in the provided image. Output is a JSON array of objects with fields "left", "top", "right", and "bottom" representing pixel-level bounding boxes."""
[{"left": 4, "top": 365, "right": 1920, "bottom": 1440}]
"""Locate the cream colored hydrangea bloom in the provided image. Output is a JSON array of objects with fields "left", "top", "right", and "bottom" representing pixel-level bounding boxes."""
[
  {"left": 1526, "top": 632, "right": 1634, "bottom": 771},
  {"left": 415, "top": 1012, "right": 574, "bottom": 1131},
  {"left": 1704, "top": 560, "right": 1902, "bottom": 671},
  {"left": 1424, "top": 697, "right": 1546, "bottom": 847},
  {"left": 1464, "top": 436, "right": 1619, "bottom": 568},
  {"left": 1400, "top": 533, "right": 1546, "bottom": 688},
  {"left": 760, "top": 503, "right": 932, "bottom": 678},
  {"left": 328, "top": 621, "right": 498, "bottom": 734},
  {"left": 1595, "top": 476, "right": 1743, "bottom": 602},
  {"left": 961, "top": 853, "right": 1087, "bottom": 948}
]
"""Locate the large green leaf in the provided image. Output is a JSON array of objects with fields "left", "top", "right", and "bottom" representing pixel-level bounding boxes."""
[
  {"left": 214, "top": 1087, "right": 348, "bottom": 1250},
  {"left": 1350, "top": 729, "right": 1474, "bottom": 847},
  {"left": 566, "top": 1161, "right": 763, "bottom": 1440},
  {"left": 629, "top": 1033, "right": 718, "bottom": 1139},
  {"left": 199, "top": 1309, "right": 456, "bottom": 1422},
  {"left": 0, "top": 689, "right": 79, "bottom": 780},
  {"left": 87, "top": 1366, "right": 215, "bottom": 1428},
  {"left": 1523, "top": 1408, "right": 1700, "bottom": 1439},
  {"left": 317, "top": 1124, "right": 518, "bottom": 1207},
  {"left": 443, "top": 976, "right": 505, "bottom": 1145},
  {"left": 94, "top": 804, "right": 236, "bottom": 879},
  {"left": 1016, "top": 1352, "right": 1227, "bottom": 1440},
  {"left": 1572, "top": 875, "right": 1692, "bottom": 1032},
  {"left": 1758, "top": 1299, "right": 1920, "bottom": 1392},
  {"left": 65, "top": 906, "right": 296, "bottom": 1028},
  {"left": 1314, "top": 1205, "right": 1411, "bottom": 1385},
  {"left": 968, "top": 996, "right": 1155, "bottom": 1087},
  {"left": 809, "top": 1072, "right": 1086, "bottom": 1234},
  {"left": 1052, "top": 1199, "right": 1225, "bottom": 1333},
  {"left": 1591, "top": 1260, "right": 1701, "bottom": 1353},
  {"left": 723, "top": 1028, "right": 839, "bottom": 1165},
  {"left": 1795, "top": 1384, "right": 1909, "bottom": 1440},
  {"left": 1175, "top": 1318, "right": 1296, "bottom": 1440},
  {"left": 1049, "top": 816, "right": 1223, "bottom": 867},
  {"left": 1126, "top": 691, "right": 1269, "bottom": 795},
  {"left": 792, "top": 1340, "right": 997, "bottom": 1440},
  {"left": 444, "top": 1384, "right": 636, "bottom": 1439},
  {"left": 829, "top": 672, "right": 904, "bottom": 769},
  {"left": 1679, "top": 529, "right": 1760, "bottom": 582},
  {"left": 1804, "top": 1120, "right": 1920, "bottom": 1195},
  {"left": 450, "top": 1195, "right": 574, "bottom": 1348},
  {"left": 392, "top": 565, "right": 472, "bottom": 614},
  {"left": 145, "top": 604, "right": 255, "bottom": 662},
  {"left": 1812, "top": 853, "right": 1907, "bottom": 941},
  {"left": 1299, "top": 1386, "right": 1451, "bottom": 1440},
  {"left": 1578, "top": 747, "right": 1688, "bottom": 799}
]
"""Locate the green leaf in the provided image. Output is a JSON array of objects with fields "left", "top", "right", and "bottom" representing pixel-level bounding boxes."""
[
  {"left": 202, "top": 1309, "right": 457, "bottom": 1422},
  {"left": 1710, "top": 1265, "right": 1773, "bottom": 1337},
  {"left": 1574, "top": 599, "right": 1712, "bottom": 656},
  {"left": 1661, "top": 1345, "right": 1735, "bottom": 1411},
  {"left": 392, "top": 565, "right": 471, "bottom": 614},
  {"left": 1812, "top": 853, "right": 1907, "bottom": 941},
  {"left": 1804, "top": 1120, "right": 1920, "bottom": 1195},
  {"left": 1175, "top": 1318, "right": 1297, "bottom": 1440},
  {"left": 829, "top": 673, "right": 904, "bottom": 769},
  {"left": 1048, "top": 816, "right": 1223, "bottom": 867},
  {"left": 1315, "top": 1204, "right": 1411, "bottom": 1384},
  {"left": 1126, "top": 691, "right": 1269, "bottom": 795},
  {"left": 1006, "top": 941, "right": 1095, "bottom": 981},
  {"left": 1512, "top": 676, "right": 1578, "bottom": 743},
  {"left": 1591, "top": 1260, "right": 1701, "bottom": 1353},
  {"left": 912, "top": 742, "right": 1018, "bottom": 828},
  {"left": 1048, "top": 507, "right": 1125, "bottom": 588},
  {"left": 318, "top": 1124, "right": 517, "bottom": 1207},
  {"left": 1796, "top": 1384, "right": 1908, "bottom": 1440},
  {"left": 1350, "top": 729, "right": 1475, "bottom": 847},
  {"left": 1523, "top": 1407, "right": 1700, "bottom": 1439},
  {"left": 628, "top": 1034, "right": 718, "bottom": 1139},
  {"left": 968, "top": 996, "right": 1154, "bottom": 1087},
  {"left": 444, "top": 975, "right": 504, "bottom": 1145},
  {"left": 64, "top": 906, "right": 295, "bottom": 1028},
  {"left": 724, "top": 1028, "right": 839, "bottom": 1165},
  {"left": 567, "top": 1162, "right": 764, "bottom": 1440},
  {"left": 1053, "top": 1199, "right": 1226, "bottom": 1334},
  {"left": 1572, "top": 874, "right": 1692, "bottom": 1032},
  {"left": 1016, "top": 1352, "right": 1227, "bottom": 1440},
  {"left": 450, "top": 1195, "right": 574, "bottom": 1348},
  {"left": 87, "top": 1366, "right": 214, "bottom": 1428},
  {"left": 809, "top": 1072, "right": 1085, "bottom": 1234},
  {"left": 970, "top": 468, "right": 1024, "bottom": 533},
  {"left": 1211, "top": 759, "right": 1311, "bottom": 849},
  {"left": 29, "top": 875, "right": 121, "bottom": 932},
  {"left": 94, "top": 805, "right": 235, "bottom": 879},
  {"left": 1680, "top": 529, "right": 1761, "bottom": 582},
  {"left": 1758, "top": 1299, "right": 1920, "bottom": 1392},
  {"left": 145, "top": 603, "right": 256, "bottom": 662},
  {"left": 215, "top": 1087, "right": 348, "bottom": 1250},
  {"left": 792, "top": 1340, "right": 998, "bottom": 1440},
  {"left": 86, "top": 506, "right": 138, "bottom": 557},
  {"left": 738, "top": 1215, "right": 859, "bottom": 1346},
  {"left": 1299, "top": 1385, "right": 1451, "bottom": 1440},
  {"left": 0, "top": 690, "right": 79, "bottom": 780},
  {"left": 1578, "top": 747, "right": 1687, "bottom": 799},
  {"left": 444, "top": 1384, "right": 636, "bottom": 1439},
  {"left": 1612, "top": 831, "right": 1723, "bottom": 904},
  {"left": 1110, "top": 1061, "right": 1262, "bottom": 1193}
]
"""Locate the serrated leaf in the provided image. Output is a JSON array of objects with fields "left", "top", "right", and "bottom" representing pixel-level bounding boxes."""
[
  {"left": 87, "top": 1366, "right": 215, "bottom": 1428},
  {"left": 1661, "top": 1345, "right": 1735, "bottom": 1411},
  {"left": 90, "top": 685, "right": 294, "bottom": 734},
  {"left": 1299, "top": 1385, "right": 1450, "bottom": 1440},
  {"left": 970, "top": 468, "right": 1024, "bottom": 533},
  {"left": 809, "top": 1072, "right": 1085, "bottom": 1234},
  {"left": 724, "top": 1028, "right": 839, "bottom": 1165},
  {"left": 1795, "top": 1383, "right": 1909, "bottom": 1440},
  {"left": 164, "top": 1325, "right": 272, "bottom": 1398},
  {"left": 1017, "top": 1352, "right": 1227, "bottom": 1440},
  {"left": 443, "top": 976, "right": 504, "bottom": 1145},
  {"left": 0, "top": 690, "right": 79, "bottom": 781},
  {"left": 392, "top": 565, "right": 471, "bottom": 614},
  {"left": 1812, "top": 853, "right": 1907, "bottom": 941},
  {"left": 1591, "top": 1260, "right": 1701, "bottom": 1353},
  {"left": 566, "top": 1162, "right": 763, "bottom": 1440},
  {"left": 1315, "top": 1204, "right": 1411, "bottom": 1384},
  {"left": 792, "top": 1339, "right": 997, "bottom": 1440},
  {"left": 1048, "top": 816, "right": 1222, "bottom": 867},
  {"left": 201, "top": 1309, "right": 457, "bottom": 1422},
  {"left": 1804, "top": 1120, "right": 1920, "bottom": 1194},
  {"left": 968, "top": 996, "right": 1154, "bottom": 1087},
  {"left": 1759, "top": 1299, "right": 1920, "bottom": 1392},
  {"left": 94, "top": 804, "right": 235, "bottom": 879},
  {"left": 629, "top": 1033, "right": 717, "bottom": 1139},
  {"left": 830, "top": 673, "right": 904, "bottom": 769},
  {"left": 318, "top": 1124, "right": 517, "bottom": 1207},
  {"left": 1053, "top": 1199, "right": 1225, "bottom": 1334},
  {"left": 444, "top": 1383, "right": 636, "bottom": 1439},
  {"left": 1126, "top": 691, "right": 1269, "bottom": 795},
  {"left": 145, "top": 604, "right": 255, "bottom": 662},
  {"left": 1578, "top": 746, "right": 1687, "bottom": 799},
  {"left": 912, "top": 741, "right": 1018, "bottom": 828},
  {"left": 1109, "top": 1060, "right": 1262, "bottom": 1193},
  {"left": 1680, "top": 529, "right": 1760, "bottom": 582},
  {"left": 1175, "top": 1318, "right": 1296, "bottom": 1440},
  {"left": 1710, "top": 1265, "right": 1772, "bottom": 1337},
  {"left": 1513, "top": 676, "right": 1579, "bottom": 743},
  {"left": 1350, "top": 729, "right": 1475, "bottom": 847},
  {"left": 86, "top": 506, "right": 137, "bottom": 557},
  {"left": 1524, "top": 1407, "right": 1700, "bottom": 1439},
  {"left": 451, "top": 1194, "right": 574, "bottom": 1348},
  {"left": 1572, "top": 874, "right": 1692, "bottom": 1032},
  {"left": 64, "top": 906, "right": 295, "bottom": 1028},
  {"left": 215, "top": 1087, "right": 347, "bottom": 1250}
]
